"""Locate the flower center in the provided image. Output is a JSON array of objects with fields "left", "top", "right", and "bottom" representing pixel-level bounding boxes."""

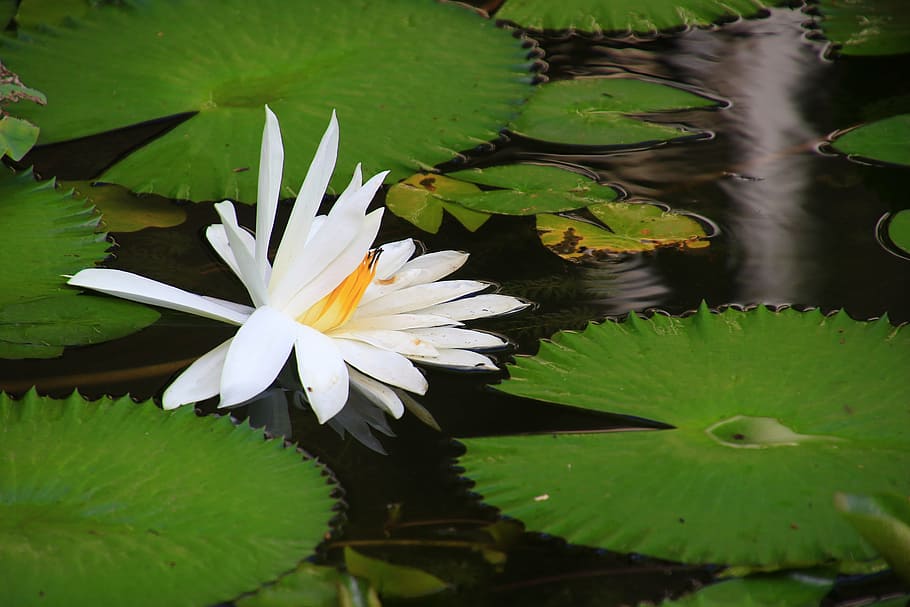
[{"left": 297, "top": 250, "right": 379, "bottom": 332}]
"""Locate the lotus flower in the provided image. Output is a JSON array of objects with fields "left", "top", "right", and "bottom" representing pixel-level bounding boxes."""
[{"left": 68, "top": 107, "right": 527, "bottom": 424}]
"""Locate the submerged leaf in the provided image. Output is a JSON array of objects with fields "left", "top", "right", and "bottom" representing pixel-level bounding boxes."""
[
  {"left": 63, "top": 180, "right": 186, "bottom": 232},
  {"left": 658, "top": 574, "right": 833, "bottom": 606},
  {"left": 461, "top": 305, "right": 910, "bottom": 567},
  {"left": 831, "top": 114, "right": 910, "bottom": 167},
  {"left": 836, "top": 493, "right": 910, "bottom": 582},
  {"left": 3, "top": 0, "right": 532, "bottom": 201},
  {"left": 496, "top": 0, "right": 771, "bottom": 33},
  {"left": 537, "top": 202, "right": 708, "bottom": 258},
  {"left": 508, "top": 77, "right": 717, "bottom": 146},
  {"left": 0, "top": 390, "right": 339, "bottom": 606},
  {"left": 886, "top": 209, "right": 910, "bottom": 256},
  {"left": 386, "top": 173, "right": 490, "bottom": 234},
  {"left": 236, "top": 561, "right": 362, "bottom": 607},
  {"left": 0, "top": 168, "right": 158, "bottom": 358},
  {"left": 344, "top": 547, "right": 450, "bottom": 599}
]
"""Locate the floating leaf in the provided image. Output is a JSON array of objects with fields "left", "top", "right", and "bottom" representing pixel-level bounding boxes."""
[
  {"left": 386, "top": 173, "right": 491, "bottom": 234},
  {"left": 0, "top": 390, "right": 339, "bottom": 606},
  {"left": 836, "top": 493, "right": 910, "bottom": 582},
  {"left": 3, "top": 0, "right": 531, "bottom": 201},
  {"left": 0, "top": 114, "right": 39, "bottom": 161},
  {"left": 818, "top": 0, "right": 910, "bottom": 56},
  {"left": 537, "top": 202, "right": 708, "bottom": 258},
  {"left": 63, "top": 180, "right": 187, "bottom": 232},
  {"left": 831, "top": 114, "right": 910, "bottom": 167},
  {"left": 0, "top": 168, "right": 158, "bottom": 358},
  {"left": 236, "top": 562, "right": 368, "bottom": 607},
  {"left": 509, "top": 78, "right": 717, "bottom": 145},
  {"left": 886, "top": 209, "right": 910, "bottom": 256},
  {"left": 461, "top": 305, "right": 910, "bottom": 567},
  {"left": 447, "top": 164, "right": 617, "bottom": 215},
  {"left": 344, "top": 547, "right": 451, "bottom": 599},
  {"left": 496, "top": 0, "right": 771, "bottom": 34},
  {"left": 658, "top": 574, "right": 833, "bottom": 606}
]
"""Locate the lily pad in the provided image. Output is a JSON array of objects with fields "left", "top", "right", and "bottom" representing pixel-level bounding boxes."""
[
  {"left": 509, "top": 77, "right": 717, "bottom": 146},
  {"left": 2, "top": 0, "right": 531, "bottom": 201},
  {"left": 818, "top": 0, "right": 910, "bottom": 56},
  {"left": 0, "top": 389, "right": 339, "bottom": 606},
  {"left": 344, "top": 547, "right": 451, "bottom": 599},
  {"left": 0, "top": 63, "right": 46, "bottom": 161},
  {"left": 831, "top": 114, "right": 910, "bottom": 167},
  {"left": 461, "top": 305, "right": 910, "bottom": 567},
  {"left": 886, "top": 209, "right": 910, "bottom": 256},
  {"left": 658, "top": 574, "right": 833, "bottom": 606},
  {"left": 537, "top": 201, "right": 708, "bottom": 258},
  {"left": 63, "top": 180, "right": 187, "bottom": 232},
  {"left": 0, "top": 168, "right": 158, "bottom": 358},
  {"left": 496, "top": 0, "right": 771, "bottom": 34},
  {"left": 836, "top": 493, "right": 910, "bottom": 582},
  {"left": 447, "top": 164, "right": 618, "bottom": 215},
  {"left": 386, "top": 173, "right": 491, "bottom": 234},
  {"left": 236, "top": 562, "right": 368, "bottom": 607}
]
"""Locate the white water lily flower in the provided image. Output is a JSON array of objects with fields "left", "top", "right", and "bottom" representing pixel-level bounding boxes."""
[{"left": 68, "top": 106, "right": 527, "bottom": 424}]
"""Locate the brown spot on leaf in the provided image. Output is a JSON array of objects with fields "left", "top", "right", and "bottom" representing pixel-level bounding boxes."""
[
  {"left": 419, "top": 176, "right": 437, "bottom": 191},
  {"left": 551, "top": 227, "right": 583, "bottom": 254}
]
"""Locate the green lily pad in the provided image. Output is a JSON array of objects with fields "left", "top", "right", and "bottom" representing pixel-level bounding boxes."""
[
  {"left": 236, "top": 562, "right": 371, "bottom": 607},
  {"left": 496, "top": 0, "right": 771, "bottom": 34},
  {"left": 2, "top": 0, "right": 531, "bottom": 201},
  {"left": 461, "top": 305, "right": 910, "bottom": 567},
  {"left": 818, "top": 0, "right": 910, "bottom": 56},
  {"left": 385, "top": 173, "right": 491, "bottom": 234},
  {"left": 0, "top": 168, "right": 158, "bottom": 358},
  {"left": 658, "top": 574, "right": 833, "bottom": 606},
  {"left": 836, "top": 493, "right": 910, "bottom": 582},
  {"left": 537, "top": 201, "right": 708, "bottom": 258},
  {"left": 831, "top": 114, "right": 910, "bottom": 167},
  {"left": 63, "top": 180, "right": 187, "bottom": 232},
  {"left": 0, "top": 389, "right": 339, "bottom": 606},
  {"left": 886, "top": 209, "right": 910, "bottom": 256},
  {"left": 344, "top": 547, "right": 451, "bottom": 599},
  {"left": 509, "top": 78, "right": 717, "bottom": 146},
  {"left": 0, "top": 63, "right": 46, "bottom": 161},
  {"left": 447, "top": 164, "right": 617, "bottom": 215}
]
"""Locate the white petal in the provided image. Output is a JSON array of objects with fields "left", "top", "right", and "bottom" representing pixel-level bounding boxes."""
[
  {"left": 332, "top": 330, "right": 440, "bottom": 357},
  {"left": 374, "top": 239, "right": 415, "bottom": 280},
  {"left": 413, "top": 293, "right": 529, "bottom": 321},
  {"left": 68, "top": 268, "right": 250, "bottom": 325},
  {"left": 214, "top": 201, "right": 269, "bottom": 307},
  {"left": 408, "top": 348, "right": 499, "bottom": 371},
  {"left": 360, "top": 250, "right": 469, "bottom": 304},
  {"left": 355, "top": 280, "right": 488, "bottom": 318},
  {"left": 339, "top": 313, "right": 461, "bottom": 333},
  {"left": 256, "top": 106, "right": 284, "bottom": 279},
  {"left": 201, "top": 295, "right": 256, "bottom": 316},
  {"left": 283, "top": 208, "right": 384, "bottom": 318},
  {"left": 407, "top": 327, "right": 507, "bottom": 350},
  {"left": 271, "top": 111, "right": 338, "bottom": 289},
  {"left": 205, "top": 223, "right": 253, "bottom": 281},
  {"left": 218, "top": 306, "right": 296, "bottom": 408},
  {"left": 336, "top": 339, "right": 428, "bottom": 395},
  {"left": 294, "top": 323, "right": 349, "bottom": 424},
  {"left": 349, "top": 366, "right": 404, "bottom": 418},
  {"left": 162, "top": 338, "right": 232, "bottom": 409}
]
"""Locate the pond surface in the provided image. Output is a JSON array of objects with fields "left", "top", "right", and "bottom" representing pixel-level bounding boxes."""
[{"left": 3, "top": 4, "right": 910, "bottom": 606}]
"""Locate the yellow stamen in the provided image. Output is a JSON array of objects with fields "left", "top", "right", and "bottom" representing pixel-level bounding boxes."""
[{"left": 297, "top": 251, "right": 379, "bottom": 332}]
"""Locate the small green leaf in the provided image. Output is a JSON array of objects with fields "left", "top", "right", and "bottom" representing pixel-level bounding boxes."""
[
  {"left": 461, "top": 306, "right": 910, "bottom": 567},
  {"left": 0, "top": 390, "right": 340, "bottom": 607},
  {"left": 509, "top": 78, "right": 717, "bottom": 146},
  {"left": 448, "top": 164, "right": 617, "bottom": 215},
  {"left": 887, "top": 209, "right": 910, "bottom": 256},
  {"left": 818, "top": 0, "right": 910, "bottom": 56},
  {"left": 63, "top": 180, "right": 187, "bottom": 232},
  {"left": 344, "top": 547, "right": 450, "bottom": 599},
  {"left": 658, "top": 574, "right": 833, "bottom": 606},
  {"left": 537, "top": 202, "right": 708, "bottom": 259},
  {"left": 836, "top": 493, "right": 910, "bottom": 583},
  {"left": 386, "top": 173, "right": 491, "bottom": 233},
  {"left": 0, "top": 115, "right": 39, "bottom": 161},
  {"left": 831, "top": 114, "right": 910, "bottom": 166},
  {"left": 496, "top": 0, "right": 771, "bottom": 34}
]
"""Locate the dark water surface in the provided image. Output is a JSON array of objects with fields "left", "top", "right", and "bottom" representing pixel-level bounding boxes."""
[{"left": 3, "top": 5, "right": 910, "bottom": 606}]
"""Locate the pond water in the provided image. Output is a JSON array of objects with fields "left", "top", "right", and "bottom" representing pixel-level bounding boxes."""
[{"left": 3, "top": 4, "right": 910, "bottom": 606}]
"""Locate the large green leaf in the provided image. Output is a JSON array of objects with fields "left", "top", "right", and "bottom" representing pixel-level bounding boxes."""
[
  {"left": 496, "top": 0, "right": 770, "bottom": 34},
  {"left": 0, "top": 168, "right": 158, "bottom": 358},
  {"left": 509, "top": 78, "right": 717, "bottom": 146},
  {"left": 831, "top": 114, "right": 910, "bottom": 167},
  {"left": 818, "top": 0, "right": 910, "bottom": 56},
  {"left": 657, "top": 574, "right": 833, "bottom": 606},
  {"left": 461, "top": 305, "right": 910, "bottom": 567},
  {"left": 0, "top": 390, "right": 339, "bottom": 607},
  {"left": 2, "top": 0, "right": 531, "bottom": 201},
  {"left": 236, "top": 562, "right": 372, "bottom": 607}
]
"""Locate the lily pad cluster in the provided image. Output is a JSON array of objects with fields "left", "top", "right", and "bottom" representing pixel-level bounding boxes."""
[
  {"left": 817, "top": 0, "right": 910, "bottom": 56},
  {"left": 0, "top": 390, "right": 339, "bottom": 606},
  {"left": 460, "top": 304, "right": 910, "bottom": 568},
  {"left": 0, "top": 168, "right": 158, "bottom": 358}
]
